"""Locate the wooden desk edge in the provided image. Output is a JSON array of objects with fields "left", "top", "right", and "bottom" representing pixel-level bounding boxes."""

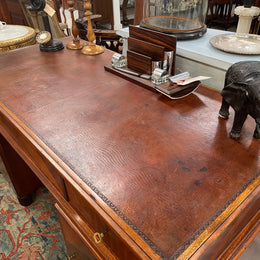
[{"left": 177, "top": 175, "right": 260, "bottom": 259}]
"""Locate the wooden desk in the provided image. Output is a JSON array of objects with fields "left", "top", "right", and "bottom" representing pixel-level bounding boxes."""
[{"left": 0, "top": 38, "right": 259, "bottom": 259}]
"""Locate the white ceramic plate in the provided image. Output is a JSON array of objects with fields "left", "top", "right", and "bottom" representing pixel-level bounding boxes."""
[
  {"left": 0, "top": 25, "right": 29, "bottom": 41},
  {"left": 210, "top": 33, "right": 260, "bottom": 55}
]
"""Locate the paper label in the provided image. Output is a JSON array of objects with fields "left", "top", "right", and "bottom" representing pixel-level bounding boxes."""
[
  {"left": 44, "top": 4, "right": 56, "bottom": 17},
  {"left": 177, "top": 76, "right": 211, "bottom": 85}
]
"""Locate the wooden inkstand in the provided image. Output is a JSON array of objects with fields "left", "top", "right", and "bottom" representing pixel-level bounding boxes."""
[
  {"left": 105, "top": 26, "right": 203, "bottom": 99},
  {"left": 105, "top": 25, "right": 176, "bottom": 87}
]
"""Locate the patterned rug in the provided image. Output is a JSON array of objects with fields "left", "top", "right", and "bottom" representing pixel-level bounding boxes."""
[{"left": 0, "top": 158, "right": 68, "bottom": 260}]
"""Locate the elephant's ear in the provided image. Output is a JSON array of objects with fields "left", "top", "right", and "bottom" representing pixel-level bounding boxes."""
[{"left": 221, "top": 83, "right": 249, "bottom": 111}]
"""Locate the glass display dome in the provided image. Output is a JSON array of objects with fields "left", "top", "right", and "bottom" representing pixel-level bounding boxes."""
[{"left": 140, "top": 0, "right": 208, "bottom": 40}]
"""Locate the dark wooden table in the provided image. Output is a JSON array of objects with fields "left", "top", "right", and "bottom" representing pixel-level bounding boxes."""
[{"left": 0, "top": 38, "right": 259, "bottom": 260}]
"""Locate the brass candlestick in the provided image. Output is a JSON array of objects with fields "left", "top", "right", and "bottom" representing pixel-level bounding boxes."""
[
  {"left": 81, "top": 0, "right": 104, "bottom": 55},
  {"left": 66, "top": 0, "right": 84, "bottom": 50}
]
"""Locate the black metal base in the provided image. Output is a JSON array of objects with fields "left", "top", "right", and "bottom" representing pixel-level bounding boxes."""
[
  {"left": 40, "top": 39, "right": 64, "bottom": 52},
  {"left": 171, "top": 25, "right": 207, "bottom": 40}
]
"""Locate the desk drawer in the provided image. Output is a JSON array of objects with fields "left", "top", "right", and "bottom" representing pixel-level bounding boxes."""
[
  {"left": 64, "top": 180, "right": 143, "bottom": 260},
  {"left": 56, "top": 203, "right": 96, "bottom": 260}
]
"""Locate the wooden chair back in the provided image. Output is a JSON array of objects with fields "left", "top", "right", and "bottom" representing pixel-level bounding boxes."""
[{"left": 207, "top": 0, "right": 241, "bottom": 30}]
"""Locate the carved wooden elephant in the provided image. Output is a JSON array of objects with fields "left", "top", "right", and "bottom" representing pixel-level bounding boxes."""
[{"left": 219, "top": 61, "right": 260, "bottom": 139}]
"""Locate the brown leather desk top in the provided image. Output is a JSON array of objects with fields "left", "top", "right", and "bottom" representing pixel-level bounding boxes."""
[{"left": 0, "top": 38, "right": 259, "bottom": 259}]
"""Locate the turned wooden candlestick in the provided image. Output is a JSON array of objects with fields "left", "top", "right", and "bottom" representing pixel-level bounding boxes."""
[
  {"left": 81, "top": 0, "right": 104, "bottom": 55},
  {"left": 66, "top": 0, "right": 84, "bottom": 50}
]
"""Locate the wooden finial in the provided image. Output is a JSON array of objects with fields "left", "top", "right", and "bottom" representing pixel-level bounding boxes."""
[
  {"left": 66, "top": 0, "right": 84, "bottom": 50},
  {"left": 81, "top": 0, "right": 104, "bottom": 55}
]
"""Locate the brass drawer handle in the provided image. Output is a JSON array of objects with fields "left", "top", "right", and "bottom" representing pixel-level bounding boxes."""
[{"left": 93, "top": 232, "right": 104, "bottom": 244}]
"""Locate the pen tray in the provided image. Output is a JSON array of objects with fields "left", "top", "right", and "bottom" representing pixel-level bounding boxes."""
[{"left": 104, "top": 65, "right": 201, "bottom": 100}]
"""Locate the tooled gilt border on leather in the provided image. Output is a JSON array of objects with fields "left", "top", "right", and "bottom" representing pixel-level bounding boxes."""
[{"left": 1, "top": 102, "right": 259, "bottom": 259}]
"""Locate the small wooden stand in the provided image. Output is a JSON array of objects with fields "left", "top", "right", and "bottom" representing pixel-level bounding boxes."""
[
  {"left": 66, "top": 0, "right": 84, "bottom": 50},
  {"left": 105, "top": 26, "right": 201, "bottom": 99},
  {"left": 104, "top": 64, "right": 201, "bottom": 100},
  {"left": 81, "top": 0, "right": 104, "bottom": 55}
]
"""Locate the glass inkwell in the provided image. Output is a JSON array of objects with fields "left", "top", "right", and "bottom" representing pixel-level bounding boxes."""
[{"left": 140, "top": 0, "right": 208, "bottom": 40}]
